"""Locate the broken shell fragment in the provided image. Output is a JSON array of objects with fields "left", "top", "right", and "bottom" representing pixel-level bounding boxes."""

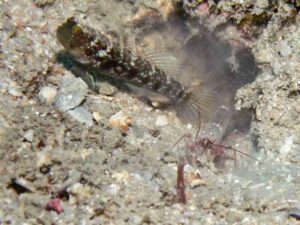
[
  {"left": 187, "top": 170, "right": 207, "bottom": 188},
  {"left": 36, "top": 151, "right": 52, "bottom": 168},
  {"left": 92, "top": 111, "right": 102, "bottom": 123},
  {"left": 112, "top": 170, "right": 130, "bottom": 183},
  {"left": 67, "top": 183, "right": 91, "bottom": 205},
  {"left": 190, "top": 178, "right": 207, "bottom": 188},
  {"left": 109, "top": 111, "right": 132, "bottom": 134}
]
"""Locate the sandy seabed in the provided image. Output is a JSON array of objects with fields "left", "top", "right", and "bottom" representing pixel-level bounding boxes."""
[{"left": 0, "top": 0, "right": 300, "bottom": 224}]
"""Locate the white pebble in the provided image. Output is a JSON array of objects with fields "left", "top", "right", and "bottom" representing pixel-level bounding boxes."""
[
  {"left": 155, "top": 115, "right": 168, "bottom": 126},
  {"left": 8, "top": 86, "right": 23, "bottom": 97},
  {"left": 186, "top": 123, "right": 192, "bottom": 129},
  {"left": 107, "top": 184, "right": 120, "bottom": 196},
  {"left": 279, "top": 135, "right": 294, "bottom": 158},
  {"left": 23, "top": 129, "right": 34, "bottom": 142},
  {"left": 279, "top": 40, "right": 292, "bottom": 57},
  {"left": 67, "top": 107, "right": 93, "bottom": 127},
  {"left": 55, "top": 75, "right": 88, "bottom": 111},
  {"left": 92, "top": 111, "right": 102, "bottom": 123},
  {"left": 39, "top": 86, "right": 57, "bottom": 104}
]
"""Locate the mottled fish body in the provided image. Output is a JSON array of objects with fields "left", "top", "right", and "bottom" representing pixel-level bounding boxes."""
[{"left": 57, "top": 17, "right": 212, "bottom": 123}]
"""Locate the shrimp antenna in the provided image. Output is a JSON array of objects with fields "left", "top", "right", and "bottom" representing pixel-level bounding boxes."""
[
  {"left": 195, "top": 109, "right": 201, "bottom": 142},
  {"left": 212, "top": 142, "right": 262, "bottom": 163}
]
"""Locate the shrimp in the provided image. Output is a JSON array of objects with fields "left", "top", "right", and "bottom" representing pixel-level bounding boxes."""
[{"left": 173, "top": 106, "right": 260, "bottom": 203}]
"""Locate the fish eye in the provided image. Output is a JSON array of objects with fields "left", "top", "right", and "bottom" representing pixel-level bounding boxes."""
[{"left": 72, "top": 25, "right": 82, "bottom": 35}]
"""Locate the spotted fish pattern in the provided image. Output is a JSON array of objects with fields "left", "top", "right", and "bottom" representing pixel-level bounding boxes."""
[{"left": 57, "top": 17, "right": 213, "bottom": 123}]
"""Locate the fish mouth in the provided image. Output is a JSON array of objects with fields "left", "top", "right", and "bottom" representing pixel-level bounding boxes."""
[
  {"left": 56, "top": 17, "right": 78, "bottom": 50},
  {"left": 56, "top": 17, "right": 91, "bottom": 63}
]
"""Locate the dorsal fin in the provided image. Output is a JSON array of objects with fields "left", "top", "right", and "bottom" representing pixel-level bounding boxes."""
[
  {"left": 122, "top": 34, "right": 138, "bottom": 59},
  {"left": 140, "top": 47, "right": 182, "bottom": 77}
]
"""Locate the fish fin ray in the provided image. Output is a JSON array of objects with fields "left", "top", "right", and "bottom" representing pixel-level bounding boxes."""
[
  {"left": 141, "top": 47, "right": 182, "bottom": 77},
  {"left": 174, "top": 90, "right": 215, "bottom": 124},
  {"left": 122, "top": 34, "right": 138, "bottom": 59}
]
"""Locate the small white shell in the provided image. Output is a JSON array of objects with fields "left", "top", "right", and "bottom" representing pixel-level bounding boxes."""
[{"left": 14, "top": 177, "right": 36, "bottom": 192}]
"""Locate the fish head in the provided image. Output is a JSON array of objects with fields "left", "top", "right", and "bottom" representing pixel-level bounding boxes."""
[{"left": 57, "top": 17, "right": 112, "bottom": 65}]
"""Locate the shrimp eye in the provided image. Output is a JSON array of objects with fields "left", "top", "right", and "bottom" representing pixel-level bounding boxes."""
[{"left": 72, "top": 25, "right": 82, "bottom": 35}]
